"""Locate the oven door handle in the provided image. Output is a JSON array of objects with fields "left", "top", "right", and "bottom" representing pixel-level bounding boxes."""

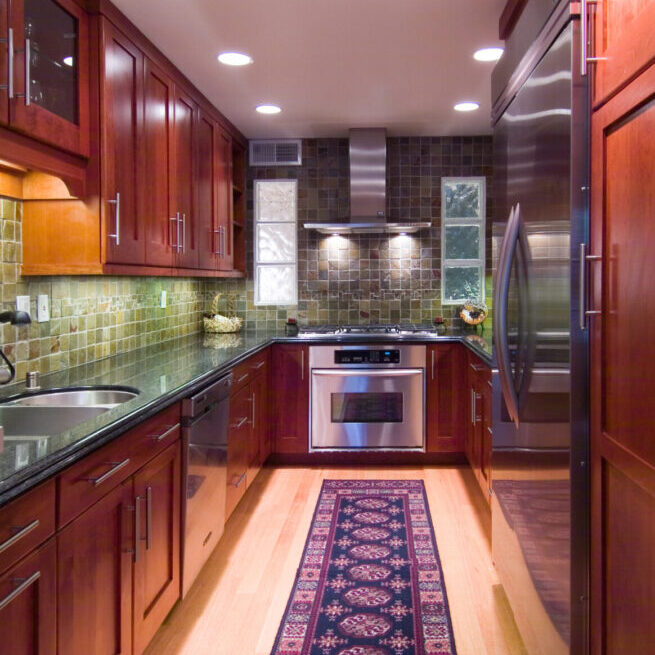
[{"left": 312, "top": 369, "right": 423, "bottom": 377}]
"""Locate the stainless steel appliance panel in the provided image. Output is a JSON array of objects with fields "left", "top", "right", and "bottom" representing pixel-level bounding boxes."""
[{"left": 181, "top": 373, "right": 232, "bottom": 597}]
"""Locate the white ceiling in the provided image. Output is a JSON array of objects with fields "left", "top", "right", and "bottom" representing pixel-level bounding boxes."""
[{"left": 110, "top": 0, "right": 506, "bottom": 139}]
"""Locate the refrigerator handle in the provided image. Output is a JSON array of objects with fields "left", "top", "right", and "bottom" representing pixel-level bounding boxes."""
[{"left": 493, "top": 204, "right": 521, "bottom": 426}]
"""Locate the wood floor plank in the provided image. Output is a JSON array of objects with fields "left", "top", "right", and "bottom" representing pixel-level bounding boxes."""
[{"left": 144, "top": 465, "right": 526, "bottom": 655}]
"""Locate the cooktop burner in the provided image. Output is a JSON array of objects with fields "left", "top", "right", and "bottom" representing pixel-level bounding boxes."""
[{"left": 297, "top": 324, "right": 440, "bottom": 337}]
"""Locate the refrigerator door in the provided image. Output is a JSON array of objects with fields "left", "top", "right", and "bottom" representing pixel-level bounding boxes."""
[{"left": 492, "top": 20, "right": 574, "bottom": 655}]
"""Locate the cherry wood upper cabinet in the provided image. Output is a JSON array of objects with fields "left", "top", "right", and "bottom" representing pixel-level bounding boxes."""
[
  {"left": 0, "top": 538, "right": 57, "bottom": 655},
  {"left": 172, "top": 87, "right": 198, "bottom": 270},
  {"left": 590, "top": 0, "right": 655, "bottom": 107},
  {"left": 217, "top": 128, "right": 234, "bottom": 271},
  {"left": 273, "top": 344, "right": 310, "bottom": 454},
  {"left": 57, "top": 479, "right": 133, "bottom": 655},
  {"left": 590, "top": 61, "right": 655, "bottom": 654},
  {"left": 100, "top": 18, "right": 144, "bottom": 265},
  {"left": 133, "top": 441, "right": 181, "bottom": 655},
  {"left": 143, "top": 57, "right": 175, "bottom": 268},
  {"left": 1, "top": 0, "right": 89, "bottom": 156}
]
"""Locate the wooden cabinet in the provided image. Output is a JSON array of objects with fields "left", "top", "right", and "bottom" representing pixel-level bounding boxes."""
[
  {"left": 0, "top": 0, "right": 89, "bottom": 156},
  {"left": 465, "top": 351, "right": 492, "bottom": 504},
  {"left": 589, "top": 9, "right": 655, "bottom": 652},
  {"left": 133, "top": 442, "right": 181, "bottom": 655},
  {"left": 426, "top": 343, "right": 466, "bottom": 452},
  {"left": 252, "top": 368, "right": 271, "bottom": 464},
  {"left": 100, "top": 18, "right": 144, "bottom": 266},
  {"left": 0, "top": 538, "right": 56, "bottom": 655},
  {"left": 226, "top": 383, "right": 250, "bottom": 519},
  {"left": 590, "top": 0, "right": 655, "bottom": 108},
  {"left": 272, "top": 344, "right": 309, "bottom": 454}
]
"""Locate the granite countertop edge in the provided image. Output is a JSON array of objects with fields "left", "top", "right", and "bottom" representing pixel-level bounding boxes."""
[{"left": 0, "top": 331, "right": 491, "bottom": 507}]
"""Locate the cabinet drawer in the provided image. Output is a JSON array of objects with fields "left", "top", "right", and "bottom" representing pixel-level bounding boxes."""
[
  {"left": 231, "top": 348, "right": 269, "bottom": 392},
  {"left": 0, "top": 479, "right": 55, "bottom": 576},
  {"left": 58, "top": 403, "right": 181, "bottom": 527},
  {"left": 226, "top": 386, "right": 250, "bottom": 517}
]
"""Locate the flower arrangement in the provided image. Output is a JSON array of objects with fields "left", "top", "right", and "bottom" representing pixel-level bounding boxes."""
[
  {"left": 203, "top": 293, "right": 243, "bottom": 333},
  {"left": 459, "top": 299, "right": 488, "bottom": 326}
]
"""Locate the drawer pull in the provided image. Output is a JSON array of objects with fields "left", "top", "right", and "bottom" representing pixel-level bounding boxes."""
[
  {"left": 236, "top": 373, "right": 249, "bottom": 384},
  {"left": 229, "top": 472, "right": 246, "bottom": 488},
  {"left": 469, "top": 362, "right": 483, "bottom": 372},
  {"left": 151, "top": 424, "right": 178, "bottom": 442},
  {"left": 0, "top": 571, "right": 40, "bottom": 611},
  {"left": 134, "top": 496, "right": 141, "bottom": 563},
  {"left": 252, "top": 361, "right": 266, "bottom": 370},
  {"left": 146, "top": 487, "right": 152, "bottom": 551},
  {"left": 232, "top": 417, "right": 248, "bottom": 430},
  {"left": 0, "top": 519, "right": 39, "bottom": 555},
  {"left": 85, "top": 458, "right": 130, "bottom": 487}
]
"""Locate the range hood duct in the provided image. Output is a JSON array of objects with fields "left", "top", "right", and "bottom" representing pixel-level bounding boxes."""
[{"left": 304, "top": 128, "right": 431, "bottom": 235}]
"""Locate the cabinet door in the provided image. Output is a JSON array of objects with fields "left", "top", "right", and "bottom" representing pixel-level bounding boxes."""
[
  {"left": 58, "top": 480, "right": 133, "bottom": 655},
  {"left": 172, "top": 86, "right": 198, "bottom": 269},
  {"left": 226, "top": 384, "right": 250, "bottom": 517},
  {"left": 133, "top": 441, "right": 181, "bottom": 655},
  {"left": 0, "top": 538, "right": 56, "bottom": 655},
  {"left": 217, "top": 128, "right": 234, "bottom": 271},
  {"left": 480, "top": 380, "right": 492, "bottom": 503},
  {"left": 143, "top": 58, "right": 174, "bottom": 268},
  {"left": 253, "top": 368, "right": 270, "bottom": 463},
  {"left": 100, "top": 19, "right": 144, "bottom": 265},
  {"left": 591, "top": 0, "right": 655, "bottom": 107},
  {"left": 0, "top": 1, "right": 8, "bottom": 124},
  {"left": 195, "top": 109, "right": 219, "bottom": 270},
  {"left": 425, "top": 344, "right": 466, "bottom": 452},
  {"left": 273, "top": 344, "right": 309, "bottom": 454},
  {"left": 9, "top": 0, "right": 89, "bottom": 156}
]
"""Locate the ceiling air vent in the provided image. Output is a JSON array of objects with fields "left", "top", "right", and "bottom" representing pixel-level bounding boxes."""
[{"left": 249, "top": 139, "right": 302, "bottom": 166}]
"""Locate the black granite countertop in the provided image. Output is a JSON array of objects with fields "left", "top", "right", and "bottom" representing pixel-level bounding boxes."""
[{"left": 0, "top": 328, "right": 491, "bottom": 507}]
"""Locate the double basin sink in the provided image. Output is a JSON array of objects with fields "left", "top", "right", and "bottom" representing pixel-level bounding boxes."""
[{"left": 0, "top": 387, "right": 140, "bottom": 438}]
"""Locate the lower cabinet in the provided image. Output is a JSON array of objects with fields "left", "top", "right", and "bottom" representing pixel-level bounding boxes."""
[
  {"left": 0, "top": 538, "right": 57, "bottom": 655},
  {"left": 226, "top": 383, "right": 251, "bottom": 518}
]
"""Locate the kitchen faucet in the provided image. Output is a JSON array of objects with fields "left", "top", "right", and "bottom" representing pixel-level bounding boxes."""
[{"left": 0, "top": 310, "right": 31, "bottom": 384}]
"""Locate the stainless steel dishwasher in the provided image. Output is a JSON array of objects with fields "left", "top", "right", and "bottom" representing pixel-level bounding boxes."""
[{"left": 181, "top": 372, "right": 232, "bottom": 596}]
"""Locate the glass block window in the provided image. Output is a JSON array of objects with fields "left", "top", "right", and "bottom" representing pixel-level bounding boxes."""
[
  {"left": 441, "top": 177, "right": 486, "bottom": 305},
  {"left": 254, "top": 180, "right": 298, "bottom": 306}
]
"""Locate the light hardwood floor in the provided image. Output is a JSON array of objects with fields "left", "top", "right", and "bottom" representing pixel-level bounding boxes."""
[{"left": 144, "top": 466, "right": 527, "bottom": 655}]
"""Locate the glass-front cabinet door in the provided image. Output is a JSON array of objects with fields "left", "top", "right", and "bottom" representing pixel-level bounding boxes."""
[{"left": 7, "top": 0, "right": 89, "bottom": 155}]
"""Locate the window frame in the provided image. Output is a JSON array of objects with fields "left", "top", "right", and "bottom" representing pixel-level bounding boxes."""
[
  {"left": 253, "top": 179, "right": 298, "bottom": 306},
  {"left": 440, "top": 176, "right": 486, "bottom": 305}
]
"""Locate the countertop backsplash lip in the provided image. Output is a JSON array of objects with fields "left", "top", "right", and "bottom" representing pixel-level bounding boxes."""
[{"left": 0, "top": 328, "right": 491, "bottom": 507}]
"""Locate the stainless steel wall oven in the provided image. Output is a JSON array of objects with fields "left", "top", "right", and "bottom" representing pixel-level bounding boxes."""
[{"left": 309, "top": 344, "right": 425, "bottom": 451}]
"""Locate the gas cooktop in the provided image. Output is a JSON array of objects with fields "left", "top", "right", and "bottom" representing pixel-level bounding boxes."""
[{"left": 297, "top": 324, "right": 442, "bottom": 338}]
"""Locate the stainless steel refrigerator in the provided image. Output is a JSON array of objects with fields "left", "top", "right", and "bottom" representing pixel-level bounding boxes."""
[{"left": 491, "top": 3, "right": 589, "bottom": 654}]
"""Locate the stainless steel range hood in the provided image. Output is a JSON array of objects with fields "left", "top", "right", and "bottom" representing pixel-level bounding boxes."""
[{"left": 303, "top": 128, "right": 431, "bottom": 235}]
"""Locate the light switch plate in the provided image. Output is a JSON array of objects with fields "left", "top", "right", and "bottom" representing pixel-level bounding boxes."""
[
  {"left": 160, "top": 290, "right": 167, "bottom": 308},
  {"left": 37, "top": 294, "right": 50, "bottom": 322},
  {"left": 16, "top": 295, "right": 30, "bottom": 313}
]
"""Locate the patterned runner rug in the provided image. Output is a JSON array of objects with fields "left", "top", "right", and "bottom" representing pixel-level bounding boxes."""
[{"left": 270, "top": 480, "right": 457, "bottom": 655}]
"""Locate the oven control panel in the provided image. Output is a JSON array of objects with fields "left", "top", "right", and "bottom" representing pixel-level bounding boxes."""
[{"left": 334, "top": 349, "right": 401, "bottom": 364}]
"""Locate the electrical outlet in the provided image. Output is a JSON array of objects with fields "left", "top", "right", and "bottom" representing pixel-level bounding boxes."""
[
  {"left": 16, "top": 296, "right": 30, "bottom": 313},
  {"left": 160, "top": 290, "right": 167, "bottom": 308},
  {"left": 37, "top": 294, "right": 50, "bottom": 322}
]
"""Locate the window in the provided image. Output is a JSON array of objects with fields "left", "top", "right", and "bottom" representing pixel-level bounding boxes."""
[
  {"left": 441, "top": 177, "right": 486, "bottom": 305},
  {"left": 254, "top": 179, "right": 298, "bottom": 306}
]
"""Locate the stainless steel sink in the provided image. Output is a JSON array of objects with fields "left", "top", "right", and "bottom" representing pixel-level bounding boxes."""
[
  {"left": 9, "top": 388, "right": 139, "bottom": 408},
  {"left": 0, "top": 405, "right": 110, "bottom": 436}
]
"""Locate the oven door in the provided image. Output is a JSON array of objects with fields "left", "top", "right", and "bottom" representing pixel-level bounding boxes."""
[{"left": 310, "top": 369, "right": 424, "bottom": 450}]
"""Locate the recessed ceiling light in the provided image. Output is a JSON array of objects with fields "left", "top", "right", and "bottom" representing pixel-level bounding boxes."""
[
  {"left": 256, "top": 104, "right": 281, "bottom": 114},
  {"left": 217, "top": 52, "right": 253, "bottom": 66},
  {"left": 63, "top": 56, "right": 74, "bottom": 67},
  {"left": 474, "top": 47, "right": 504, "bottom": 62},
  {"left": 454, "top": 101, "right": 480, "bottom": 112}
]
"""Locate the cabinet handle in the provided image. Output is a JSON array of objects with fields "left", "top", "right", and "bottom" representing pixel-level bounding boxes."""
[
  {"left": 301, "top": 350, "right": 305, "bottom": 381},
  {"left": 0, "top": 519, "right": 39, "bottom": 554},
  {"left": 84, "top": 458, "right": 130, "bottom": 487},
  {"left": 145, "top": 486, "right": 152, "bottom": 551},
  {"left": 579, "top": 242, "right": 602, "bottom": 329},
  {"left": 236, "top": 373, "right": 249, "bottom": 384},
  {"left": 253, "top": 361, "right": 266, "bottom": 370},
  {"left": 431, "top": 350, "right": 435, "bottom": 380},
  {"left": 232, "top": 416, "right": 248, "bottom": 429},
  {"left": 230, "top": 472, "right": 246, "bottom": 488},
  {"left": 0, "top": 571, "right": 40, "bottom": 611},
  {"left": 252, "top": 392, "right": 256, "bottom": 429},
  {"left": 471, "top": 389, "right": 476, "bottom": 426},
  {"left": 24, "top": 37, "right": 30, "bottom": 106},
  {"left": 475, "top": 393, "right": 482, "bottom": 423},
  {"left": 581, "top": 0, "right": 607, "bottom": 76},
  {"left": 134, "top": 495, "right": 141, "bottom": 563},
  {"left": 151, "top": 424, "right": 178, "bottom": 442},
  {"left": 108, "top": 193, "right": 121, "bottom": 245},
  {"left": 469, "top": 362, "right": 483, "bottom": 372},
  {"left": 181, "top": 213, "right": 186, "bottom": 253},
  {"left": 0, "top": 28, "right": 15, "bottom": 99},
  {"left": 213, "top": 229, "right": 221, "bottom": 255},
  {"left": 170, "top": 216, "right": 178, "bottom": 250}
]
